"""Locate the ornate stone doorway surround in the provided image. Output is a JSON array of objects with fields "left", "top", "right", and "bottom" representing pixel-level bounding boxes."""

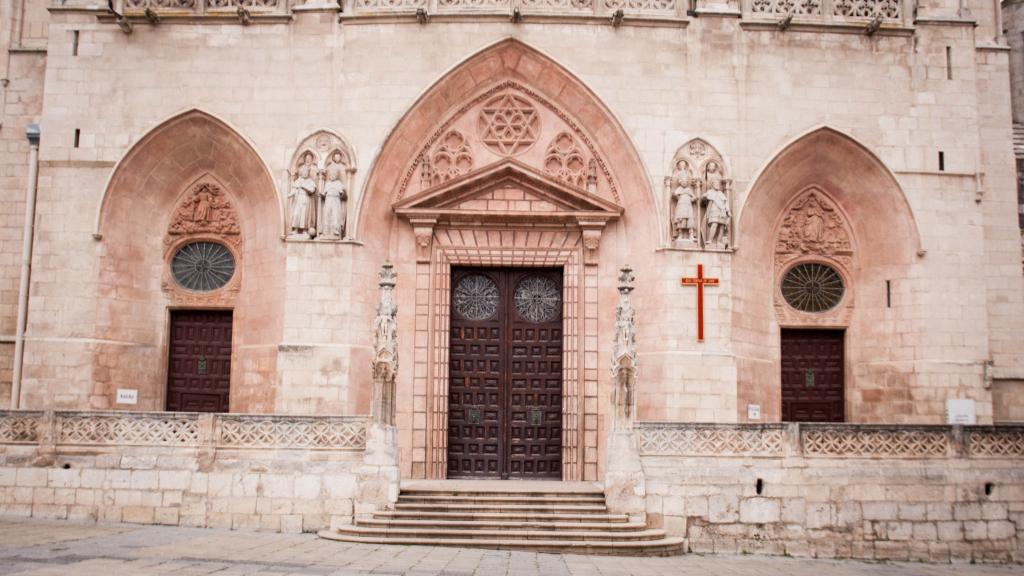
[{"left": 394, "top": 162, "right": 622, "bottom": 481}]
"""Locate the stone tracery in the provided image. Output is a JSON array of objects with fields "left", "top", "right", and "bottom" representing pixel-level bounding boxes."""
[
  {"left": 543, "top": 132, "right": 588, "bottom": 188},
  {"left": 477, "top": 93, "right": 540, "bottom": 156}
]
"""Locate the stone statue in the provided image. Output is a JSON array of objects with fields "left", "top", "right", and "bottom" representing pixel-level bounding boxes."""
[
  {"left": 703, "top": 162, "right": 731, "bottom": 249},
  {"left": 289, "top": 152, "right": 319, "bottom": 238},
  {"left": 320, "top": 151, "right": 348, "bottom": 240},
  {"left": 372, "top": 263, "right": 398, "bottom": 427},
  {"left": 668, "top": 163, "right": 697, "bottom": 246},
  {"left": 611, "top": 266, "right": 637, "bottom": 431},
  {"left": 192, "top": 187, "right": 212, "bottom": 223}
]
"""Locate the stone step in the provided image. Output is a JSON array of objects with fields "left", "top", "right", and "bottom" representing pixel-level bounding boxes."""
[
  {"left": 317, "top": 530, "right": 687, "bottom": 556},
  {"left": 358, "top": 518, "right": 648, "bottom": 531},
  {"left": 393, "top": 503, "right": 609, "bottom": 513},
  {"left": 397, "top": 494, "right": 606, "bottom": 506},
  {"left": 373, "top": 510, "right": 631, "bottom": 522},
  {"left": 326, "top": 524, "right": 672, "bottom": 542}
]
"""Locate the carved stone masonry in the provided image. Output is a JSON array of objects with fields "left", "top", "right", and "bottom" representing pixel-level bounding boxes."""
[
  {"left": 371, "top": 263, "right": 398, "bottom": 427},
  {"left": 774, "top": 190, "right": 853, "bottom": 267},
  {"left": 167, "top": 182, "right": 241, "bottom": 245},
  {"left": 285, "top": 130, "right": 356, "bottom": 241},
  {"left": 665, "top": 139, "right": 733, "bottom": 251},
  {"left": 612, "top": 266, "right": 637, "bottom": 431}
]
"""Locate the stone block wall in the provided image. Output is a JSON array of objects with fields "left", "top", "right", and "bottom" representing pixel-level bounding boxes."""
[
  {"left": 638, "top": 422, "right": 1024, "bottom": 563},
  {"left": 0, "top": 411, "right": 365, "bottom": 532}
]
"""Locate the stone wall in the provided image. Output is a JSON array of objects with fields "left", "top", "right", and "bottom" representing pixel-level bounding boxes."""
[
  {"left": 0, "top": 411, "right": 366, "bottom": 532},
  {"left": 638, "top": 422, "right": 1024, "bottom": 563}
]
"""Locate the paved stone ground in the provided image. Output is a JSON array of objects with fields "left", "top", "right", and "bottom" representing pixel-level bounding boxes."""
[{"left": 0, "top": 519, "right": 1021, "bottom": 576}]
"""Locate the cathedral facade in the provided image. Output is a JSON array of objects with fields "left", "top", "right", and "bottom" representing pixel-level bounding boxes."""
[{"left": 0, "top": 0, "right": 1022, "bottom": 561}]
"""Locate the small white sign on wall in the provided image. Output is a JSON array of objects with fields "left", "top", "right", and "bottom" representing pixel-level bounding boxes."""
[
  {"left": 946, "top": 398, "right": 976, "bottom": 425},
  {"left": 116, "top": 389, "right": 138, "bottom": 405},
  {"left": 747, "top": 404, "right": 761, "bottom": 420}
]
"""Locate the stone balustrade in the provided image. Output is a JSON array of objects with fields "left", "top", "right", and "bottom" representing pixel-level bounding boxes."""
[
  {"left": 86, "top": 0, "right": 913, "bottom": 26},
  {"left": 0, "top": 410, "right": 367, "bottom": 451},
  {"left": 637, "top": 421, "right": 1024, "bottom": 459}
]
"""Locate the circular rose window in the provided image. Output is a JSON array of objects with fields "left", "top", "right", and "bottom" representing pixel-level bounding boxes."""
[
  {"left": 170, "top": 241, "right": 236, "bottom": 292},
  {"left": 781, "top": 262, "right": 845, "bottom": 313}
]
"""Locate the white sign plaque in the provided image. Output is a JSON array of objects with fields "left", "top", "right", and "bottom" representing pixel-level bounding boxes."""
[
  {"left": 747, "top": 404, "right": 761, "bottom": 420},
  {"left": 116, "top": 389, "right": 138, "bottom": 405},
  {"left": 945, "top": 398, "right": 976, "bottom": 425}
]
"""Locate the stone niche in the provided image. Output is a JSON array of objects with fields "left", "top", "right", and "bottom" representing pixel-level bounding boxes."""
[{"left": 283, "top": 130, "right": 357, "bottom": 242}]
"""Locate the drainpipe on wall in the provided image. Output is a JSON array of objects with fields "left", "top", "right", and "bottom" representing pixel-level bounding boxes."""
[{"left": 11, "top": 123, "right": 40, "bottom": 409}]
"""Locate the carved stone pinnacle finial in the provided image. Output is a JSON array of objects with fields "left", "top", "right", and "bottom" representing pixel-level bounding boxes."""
[
  {"left": 618, "top": 266, "right": 634, "bottom": 294},
  {"left": 379, "top": 262, "right": 396, "bottom": 287}
]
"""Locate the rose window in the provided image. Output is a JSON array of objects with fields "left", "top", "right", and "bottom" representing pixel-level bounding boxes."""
[
  {"left": 781, "top": 262, "right": 845, "bottom": 313},
  {"left": 171, "top": 241, "right": 236, "bottom": 292}
]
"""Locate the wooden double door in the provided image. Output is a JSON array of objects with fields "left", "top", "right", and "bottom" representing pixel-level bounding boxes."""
[
  {"left": 447, "top": 268, "right": 563, "bottom": 479},
  {"left": 781, "top": 329, "right": 845, "bottom": 422},
  {"left": 166, "top": 309, "right": 233, "bottom": 413}
]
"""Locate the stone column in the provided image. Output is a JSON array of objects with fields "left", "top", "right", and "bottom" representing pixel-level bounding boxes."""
[
  {"left": 604, "top": 266, "right": 646, "bottom": 521},
  {"left": 354, "top": 263, "right": 400, "bottom": 520}
]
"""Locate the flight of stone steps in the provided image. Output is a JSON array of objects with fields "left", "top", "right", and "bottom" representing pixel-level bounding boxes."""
[{"left": 318, "top": 481, "right": 686, "bottom": 555}]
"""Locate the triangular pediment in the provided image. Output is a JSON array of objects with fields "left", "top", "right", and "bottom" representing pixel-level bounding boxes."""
[{"left": 394, "top": 160, "right": 623, "bottom": 225}]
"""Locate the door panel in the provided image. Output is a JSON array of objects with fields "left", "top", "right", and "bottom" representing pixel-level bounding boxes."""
[
  {"left": 781, "top": 329, "right": 844, "bottom": 422},
  {"left": 447, "top": 268, "right": 563, "bottom": 479},
  {"left": 167, "top": 310, "right": 233, "bottom": 413}
]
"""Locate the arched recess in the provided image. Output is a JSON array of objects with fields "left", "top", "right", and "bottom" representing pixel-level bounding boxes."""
[
  {"left": 354, "top": 38, "right": 655, "bottom": 481},
  {"left": 733, "top": 127, "right": 922, "bottom": 423},
  {"left": 94, "top": 109, "right": 285, "bottom": 413}
]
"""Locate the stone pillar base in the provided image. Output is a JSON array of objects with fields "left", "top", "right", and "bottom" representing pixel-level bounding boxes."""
[
  {"left": 604, "top": 429, "right": 646, "bottom": 522},
  {"left": 354, "top": 423, "right": 399, "bottom": 519}
]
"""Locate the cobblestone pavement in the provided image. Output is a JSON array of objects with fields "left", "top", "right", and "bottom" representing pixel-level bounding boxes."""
[{"left": 0, "top": 518, "right": 1021, "bottom": 576}]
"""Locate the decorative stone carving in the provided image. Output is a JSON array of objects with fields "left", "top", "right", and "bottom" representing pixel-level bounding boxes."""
[
  {"left": 543, "top": 132, "right": 587, "bottom": 188},
  {"left": 750, "top": 0, "right": 821, "bottom": 15},
  {"left": 423, "top": 130, "right": 474, "bottom": 187},
  {"left": 58, "top": 412, "right": 201, "bottom": 446},
  {"left": 775, "top": 191, "right": 853, "bottom": 262},
  {"left": 218, "top": 415, "right": 366, "bottom": 450},
  {"left": 285, "top": 130, "right": 357, "bottom": 241},
  {"left": 833, "top": 0, "right": 900, "bottom": 19},
  {"left": 802, "top": 427, "right": 949, "bottom": 458},
  {"left": 637, "top": 423, "right": 785, "bottom": 456},
  {"left": 167, "top": 182, "right": 241, "bottom": 245},
  {"left": 320, "top": 151, "right": 348, "bottom": 240},
  {"left": 612, "top": 266, "right": 637, "bottom": 431},
  {"left": 665, "top": 139, "right": 732, "bottom": 250},
  {"left": 371, "top": 263, "right": 398, "bottom": 427},
  {"left": 477, "top": 93, "right": 540, "bottom": 156},
  {"left": 289, "top": 152, "right": 319, "bottom": 239}
]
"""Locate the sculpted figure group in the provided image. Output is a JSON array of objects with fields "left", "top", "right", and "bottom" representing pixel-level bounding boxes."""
[
  {"left": 665, "top": 146, "right": 733, "bottom": 250},
  {"left": 288, "top": 150, "right": 349, "bottom": 240},
  {"left": 667, "top": 139, "right": 733, "bottom": 249}
]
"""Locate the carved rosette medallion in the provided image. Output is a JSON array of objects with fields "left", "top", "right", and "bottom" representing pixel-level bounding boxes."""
[
  {"left": 453, "top": 274, "right": 500, "bottom": 321},
  {"left": 477, "top": 93, "right": 540, "bottom": 156},
  {"left": 163, "top": 181, "right": 242, "bottom": 305},
  {"left": 514, "top": 275, "right": 561, "bottom": 323},
  {"left": 773, "top": 189, "right": 855, "bottom": 325}
]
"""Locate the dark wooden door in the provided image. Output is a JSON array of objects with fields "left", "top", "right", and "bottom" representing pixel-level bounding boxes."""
[
  {"left": 781, "top": 329, "right": 844, "bottom": 422},
  {"left": 448, "top": 268, "right": 563, "bottom": 479},
  {"left": 167, "top": 310, "right": 232, "bottom": 413}
]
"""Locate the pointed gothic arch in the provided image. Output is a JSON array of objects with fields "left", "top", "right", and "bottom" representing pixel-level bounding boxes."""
[
  {"left": 733, "top": 126, "right": 924, "bottom": 423},
  {"left": 93, "top": 109, "right": 285, "bottom": 413}
]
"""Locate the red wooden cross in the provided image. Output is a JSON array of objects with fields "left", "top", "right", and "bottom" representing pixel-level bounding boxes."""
[{"left": 680, "top": 264, "right": 720, "bottom": 343}]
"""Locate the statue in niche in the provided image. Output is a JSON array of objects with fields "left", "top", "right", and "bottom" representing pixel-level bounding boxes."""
[
  {"left": 289, "top": 152, "right": 319, "bottom": 238},
  {"left": 372, "top": 263, "right": 398, "bottom": 427},
  {"left": 611, "top": 266, "right": 637, "bottom": 431},
  {"left": 320, "top": 151, "right": 348, "bottom": 240},
  {"left": 192, "top": 187, "right": 212, "bottom": 223},
  {"left": 702, "top": 160, "right": 731, "bottom": 249},
  {"left": 667, "top": 161, "right": 697, "bottom": 246}
]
